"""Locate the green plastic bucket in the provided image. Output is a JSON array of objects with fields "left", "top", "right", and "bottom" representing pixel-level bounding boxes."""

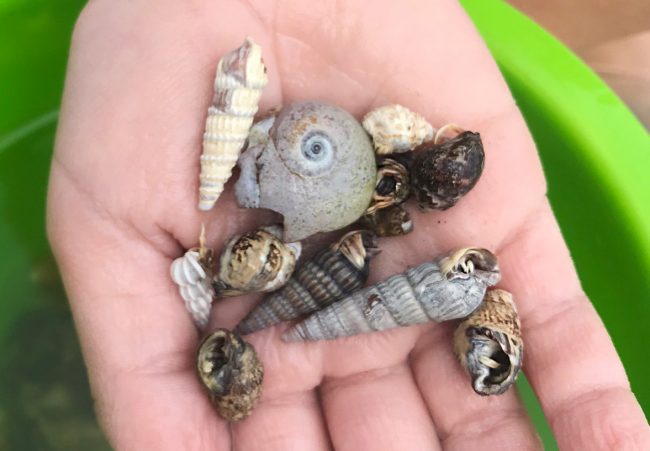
[{"left": 1, "top": 0, "right": 648, "bottom": 449}]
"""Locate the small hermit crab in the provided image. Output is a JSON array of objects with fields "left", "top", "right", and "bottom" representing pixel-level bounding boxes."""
[{"left": 366, "top": 158, "right": 410, "bottom": 214}]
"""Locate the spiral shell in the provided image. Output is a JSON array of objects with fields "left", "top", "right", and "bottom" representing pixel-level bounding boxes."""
[
  {"left": 362, "top": 104, "right": 434, "bottom": 155},
  {"left": 170, "top": 248, "right": 215, "bottom": 328},
  {"left": 454, "top": 289, "right": 523, "bottom": 395},
  {"left": 213, "top": 225, "right": 301, "bottom": 297},
  {"left": 283, "top": 248, "right": 500, "bottom": 342},
  {"left": 366, "top": 158, "right": 411, "bottom": 214},
  {"left": 234, "top": 101, "right": 377, "bottom": 242},
  {"left": 235, "top": 230, "right": 379, "bottom": 335},
  {"left": 197, "top": 329, "right": 264, "bottom": 421},
  {"left": 360, "top": 204, "right": 413, "bottom": 237},
  {"left": 411, "top": 131, "right": 485, "bottom": 211},
  {"left": 198, "top": 37, "right": 268, "bottom": 211}
]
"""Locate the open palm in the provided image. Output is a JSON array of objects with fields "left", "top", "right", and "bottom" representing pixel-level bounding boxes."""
[{"left": 48, "top": 0, "right": 649, "bottom": 449}]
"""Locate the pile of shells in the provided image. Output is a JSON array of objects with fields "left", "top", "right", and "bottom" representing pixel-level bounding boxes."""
[{"left": 167, "top": 38, "right": 523, "bottom": 422}]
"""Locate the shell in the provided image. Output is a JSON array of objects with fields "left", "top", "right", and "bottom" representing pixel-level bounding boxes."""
[
  {"left": 362, "top": 104, "right": 434, "bottom": 155},
  {"left": 234, "top": 101, "right": 377, "bottom": 242},
  {"left": 283, "top": 248, "right": 500, "bottom": 342},
  {"left": 235, "top": 230, "right": 379, "bottom": 335},
  {"left": 411, "top": 131, "right": 485, "bottom": 211},
  {"left": 213, "top": 225, "right": 301, "bottom": 297},
  {"left": 360, "top": 204, "right": 413, "bottom": 237},
  {"left": 170, "top": 247, "right": 215, "bottom": 329},
  {"left": 197, "top": 329, "right": 264, "bottom": 421},
  {"left": 366, "top": 158, "right": 411, "bottom": 214},
  {"left": 454, "top": 289, "right": 523, "bottom": 395},
  {"left": 198, "top": 37, "right": 268, "bottom": 211}
]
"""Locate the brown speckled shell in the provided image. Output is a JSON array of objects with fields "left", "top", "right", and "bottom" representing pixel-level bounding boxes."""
[
  {"left": 197, "top": 329, "right": 264, "bottom": 421},
  {"left": 411, "top": 131, "right": 484, "bottom": 211},
  {"left": 360, "top": 204, "right": 413, "bottom": 237},
  {"left": 454, "top": 289, "right": 523, "bottom": 395}
]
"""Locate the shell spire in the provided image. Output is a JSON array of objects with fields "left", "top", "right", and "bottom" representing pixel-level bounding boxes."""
[
  {"left": 235, "top": 230, "right": 379, "bottom": 335},
  {"left": 198, "top": 37, "right": 268, "bottom": 211},
  {"left": 454, "top": 289, "right": 523, "bottom": 395},
  {"left": 283, "top": 248, "right": 500, "bottom": 342}
]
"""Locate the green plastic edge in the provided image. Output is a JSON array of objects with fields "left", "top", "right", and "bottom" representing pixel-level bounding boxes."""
[{"left": 461, "top": 0, "right": 650, "bottom": 272}]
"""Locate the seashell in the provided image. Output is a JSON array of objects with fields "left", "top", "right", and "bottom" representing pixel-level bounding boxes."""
[
  {"left": 235, "top": 230, "right": 379, "bottom": 335},
  {"left": 212, "top": 225, "right": 301, "bottom": 297},
  {"left": 283, "top": 248, "right": 500, "bottom": 342},
  {"left": 362, "top": 104, "right": 434, "bottom": 155},
  {"left": 454, "top": 288, "right": 523, "bottom": 395},
  {"left": 366, "top": 158, "right": 411, "bottom": 214},
  {"left": 411, "top": 131, "right": 485, "bottom": 211},
  {"left": 171, "top": 241, "right": 215, "bottom": 329},
  {"left": 198, "top": 37, "right": 268, "bottom": 211},
  {"left": 197, "top": 329, "right": 264, "bottom": 421},
  {"left": 360, "top": 204, "right": 413, "bottom": 237},
  {"left": 234, "top": 100, "right": 377, "bottom": 242}
]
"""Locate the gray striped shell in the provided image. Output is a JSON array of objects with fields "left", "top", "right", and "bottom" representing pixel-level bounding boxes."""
[
  {"left": 213, "top": 225, "right": 301, "bottom": 297},
  {"left": 235, "top": 230, "right": 378, "bottom": 335},
  {"left": 283, "top": 248, "right": 500, "bottom": 342},
  {"left": 454, "top": 288, "right": 523, "bottom": 395}
]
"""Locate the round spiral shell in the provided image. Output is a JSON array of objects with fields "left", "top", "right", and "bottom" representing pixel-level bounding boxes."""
[
  {"left": 197, "top": 329, "right": 264, "bottom": 421},
  {"left": 454, "top": 288, "right": 523, "bottom": 395},
  {"left": 213, "top": 225, "right": 301, "bottom": 297},
  {"left": 362, "top": 104, "right": 434, "bottom": 155},
  {"left": 170, "top": 249, "right": 215, "bottom": 328},
  {"left": 235, "top": 230, "right": 379, "bottom": 335},
  {"left": 198, "top": 37, "right": 268, "bottom": 211},
  {"left": 283, "top": 248, "right": 500, "bottom": 342}
]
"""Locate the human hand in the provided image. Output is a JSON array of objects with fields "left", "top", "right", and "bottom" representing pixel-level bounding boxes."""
[{"left": 47, "top": 0, "right": 650, "bottom": 449}]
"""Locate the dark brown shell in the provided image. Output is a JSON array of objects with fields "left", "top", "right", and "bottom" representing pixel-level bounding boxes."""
[
  {"left": 235, "top": 230, "right": 378, "bottom": 335},
  {"left": 411, "top": 131, "right": 484, "bottom": 211},
  {"left": 453, "top": 289, "right": 523, "bottom": 395},
  {"left": 197, "top": 329, "right": 263, "bottom": 421},
  {"left": 360, "top": 204, "right": 413, "bottom": 237},
  {"left": 366, "top": 158, "right": 410, "bottom": 214}
]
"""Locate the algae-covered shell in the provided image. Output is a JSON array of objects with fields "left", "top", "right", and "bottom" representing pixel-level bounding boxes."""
[
  {"left": 197, "top": 329, "right": 264, "bottom": 421},
  {"left": 235, "top": 230, "right": 379, "bottom": 335},
  {"left": 411, "top": 131, "right": 485, "bottom": 211},
  {"left": 454, "top": 289, "right": 523, "bottom": 395},
  {"left": 234, "top": 101, "right": 377, "bottom": 242},
  {"left": 283, "top": 248, "right": 500, "bottom": 342},
  {"left": 213, "top": 225, "right": 301, "bottom": 297},
  {"left": 198, "top": 37, "right": 268, "bottom": 211},
  {"left": 362, "top": 104, "right": 434, "bottom": 155}
]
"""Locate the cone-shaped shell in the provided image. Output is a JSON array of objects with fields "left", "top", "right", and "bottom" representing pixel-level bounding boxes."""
[
  {"left": 170, "top": 249, "right": 214, "bottom": 328},
  {"left": 235, "top": 231, "right": 378, "bottom": 335},
  {"left": 283, "top": 248, "right": 500, "bottom": 342},
  {"left": 198, "top": 37, "right": 268, "bottom": 211},
  {"left": 362, "top": 104, "right": 434, "bottom": 155},
  {"left": 197, "top": 329, "right": 264, "bottom": 421},
  {"left": 454, "top": 289, "right": 523, "bottom": 395}
]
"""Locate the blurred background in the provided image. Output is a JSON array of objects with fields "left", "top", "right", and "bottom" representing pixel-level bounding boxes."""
[{"left": 0, "top": 1, "right": 648, "bottom": 450}]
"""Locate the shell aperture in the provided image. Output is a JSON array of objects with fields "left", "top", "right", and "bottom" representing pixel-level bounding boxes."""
[{"left": 234, "top": 101, "right": 377, "bottom": 242}]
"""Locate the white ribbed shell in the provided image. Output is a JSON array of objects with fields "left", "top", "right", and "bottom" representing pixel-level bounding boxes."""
[
  {"left": 362, "top": 104, "right": 434, "bottom": 155},
  {"left": 170, "top": 250, "right": 213, "bottom": 328},
  {"left": 198, "top": 37, "right": 268, "bottom": 211}
]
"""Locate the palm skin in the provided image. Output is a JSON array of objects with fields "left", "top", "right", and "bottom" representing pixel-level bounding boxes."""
[{"left": 47, "top": 0, "right": 650, "bottom": 449}]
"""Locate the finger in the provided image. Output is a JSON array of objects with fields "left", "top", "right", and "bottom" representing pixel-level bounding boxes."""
[
  {"left": 47, "top": 174, "right": 230, "bottom": 449},
  {"left": 320, "top": 363, "right": 441, "bottom": 451},
  {"left": 498, "top": 200, "right": 650, "bottom": 450},
  {"left": 411, "top": 322, "right": 541, "bottom": 450},
  {"left": 231, "top": 390, "right": 331, "bottom": 451}
]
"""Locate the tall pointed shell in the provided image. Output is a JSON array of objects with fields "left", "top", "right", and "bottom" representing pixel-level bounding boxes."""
[
  {"left": 362, "top": 104, "right": 434, "bottom": 155},
  {"left": 197, "top": 329, "right": 264, "bottom": 421},
  {"left": 235, "top": 231, "right": 378, "bottom": 335},
  {"left": 454, "top": 289, "right": 523, "bottom": 395},
  {"left": 170, "top": 249, "right": 215, "bottom": 328},
  {"left": 283, "top": 248, "right": 500, "bottom": 342},
  {"left": 213, "top": 225, "right": 301, "bottom": 297},
  {"left": 198, "top": 37, "right": 268, "bottom": 211}
]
